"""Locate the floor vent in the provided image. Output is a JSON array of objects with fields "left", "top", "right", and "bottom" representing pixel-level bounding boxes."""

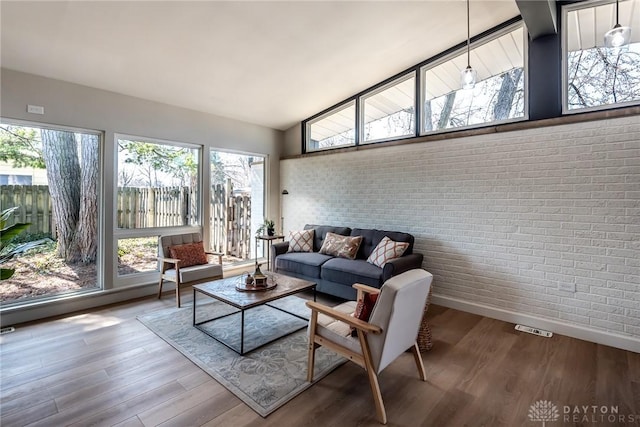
[
  {"left": 0, "top": 327, "right": 16, "bottom": 335},
  {"left": 515, "top": 324, "right": 553, "bottom": 338}
]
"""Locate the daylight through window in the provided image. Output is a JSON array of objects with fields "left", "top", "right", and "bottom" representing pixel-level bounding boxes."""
[
  {"left": 564, "top": 0, "right": 640, "bottom": 112},
  {"left": 117, "top": 138, "right": 200, "bottom": 229},
  {"left": 361, "top": 73, "right": 416, "bottom": 143},
  {"left": 306, "top": 101, "right": 356, "bottom": 152},
  {"left": 422, "top": 24, "right": 526, "bottom": 133}
]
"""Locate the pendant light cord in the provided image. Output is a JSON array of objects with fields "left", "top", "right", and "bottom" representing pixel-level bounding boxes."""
[
  {"left": 466, "top": 0, "right": 471, "bottom": 67},
  {"left": 615, "top": 0, "right": 619, "bottom": 26}
]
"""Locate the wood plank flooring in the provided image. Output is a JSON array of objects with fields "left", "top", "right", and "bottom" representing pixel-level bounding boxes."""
[{"left": 1, "top": 290, "right": 638, "bottom": 426}]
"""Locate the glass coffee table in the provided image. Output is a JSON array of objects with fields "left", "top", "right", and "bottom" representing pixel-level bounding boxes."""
[{"left": 192, "top": 273, "right": 316, "bottom": 355}]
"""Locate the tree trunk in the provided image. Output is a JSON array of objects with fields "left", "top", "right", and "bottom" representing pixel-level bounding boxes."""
[
  {"left": 424, "top": 100, "right": 433, "bottom": 132},
  {"left": 41, "top": 129, "right": 81, "bottom": 261},
  {"left": 74, "top": 134, "right": 99, "bottom": 263},
  {"left": 437, "top": 92, "right": 456, "bottom": 130},
  {"left": 493, "top": 68, "right": 523, "bottom": 121}
]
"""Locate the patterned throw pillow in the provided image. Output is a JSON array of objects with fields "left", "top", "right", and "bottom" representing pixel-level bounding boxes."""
[
  {"left": 351, "top": 292, "right": 379, "bottom": 337},
  {"left": 319, "top": 232, "right": 363, "bottom": 260},
  {"left": 287, "top": 229, "right": 314, "bottom": 253},
  {"left": 169, "top": 242, "right": 208, "bottom": 268},
  {"left": 366, "top": 236, "right": 409, "bottom": 268}
]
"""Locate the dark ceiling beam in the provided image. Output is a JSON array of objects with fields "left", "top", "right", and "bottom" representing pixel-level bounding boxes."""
[{"left": 516, "top": 0, "right": 558, "bottom": 39}]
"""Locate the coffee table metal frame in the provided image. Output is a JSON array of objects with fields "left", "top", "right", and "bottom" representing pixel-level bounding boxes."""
[{"left": 192, "top": 275, "right": 316, "bottom": 355}]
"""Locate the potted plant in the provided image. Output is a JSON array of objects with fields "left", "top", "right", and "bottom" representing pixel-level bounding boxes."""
[{"left": 256, "top": 219, "right": 276, "bottom": 237}]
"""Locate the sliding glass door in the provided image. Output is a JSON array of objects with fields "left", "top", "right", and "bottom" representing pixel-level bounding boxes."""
[{"left": 210, "top": 151, "right": 265, "bottom": 265}]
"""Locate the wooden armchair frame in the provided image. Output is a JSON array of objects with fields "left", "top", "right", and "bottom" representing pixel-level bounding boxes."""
[
  {"left": 157, "top": 233, "right": 223, "bottom": 307},
  {"left": 306, "top": 281, "right": 428, "bottom": 425}
]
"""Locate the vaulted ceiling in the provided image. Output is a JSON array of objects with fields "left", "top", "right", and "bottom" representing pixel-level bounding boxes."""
[{"left": 1, "top": 1, "right": 522, "bottom": 131}]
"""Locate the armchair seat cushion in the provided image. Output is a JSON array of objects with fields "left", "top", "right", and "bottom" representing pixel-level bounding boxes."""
[
  {"left": 321, "top": 258, "right": 383, "bottom": 287},
  {"left": 164, "top": 263, "right": 223, "bottom": 283},
  {"left": 314, "top": 301, "right": 361, "bottom": 354},
  {"left": 276, "top": 252, "right": 334, "bottom": 278}
]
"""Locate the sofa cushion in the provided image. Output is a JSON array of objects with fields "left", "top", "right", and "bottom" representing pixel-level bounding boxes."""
[
  {"left": 321, "top": 258, "right": 383, "bottom": 287},
  {"left": 304, "top": 224, "right": 352, "bottom": 252},
  {"left": 287, "top": 229, "right": 314, "bottom": 253},
  {"left": 351, "top": 228, "right": 414, "bottom": 259},
  {"left": 367, "top": 236, "right": 409, "bottom": 268},
  {"left": 319, "top": 233, "right": 362, "bottom": 260},
  {"left": 275, "top": 252, "right": 333, "bottom": 278}
]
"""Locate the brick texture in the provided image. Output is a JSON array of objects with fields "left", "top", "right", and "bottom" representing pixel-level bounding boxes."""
[{"left": 281, "top": 116, "right": 640, "bottom": 339}]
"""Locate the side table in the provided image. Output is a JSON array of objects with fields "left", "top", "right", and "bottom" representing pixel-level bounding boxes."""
[{"left": 255, "top": 235, "right": 284, "bottom": 270}]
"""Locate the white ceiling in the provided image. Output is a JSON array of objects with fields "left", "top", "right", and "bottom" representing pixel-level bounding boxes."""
[{"left": 0, "top": 1, "right": 520, "bottom": 131}]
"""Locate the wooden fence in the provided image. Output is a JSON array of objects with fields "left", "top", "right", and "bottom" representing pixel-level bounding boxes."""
[
  {"left": 0, "top": 185, "right": 54, "bottom": 237},
  {"left": 0, "top": 183, "right": 252, "bottom": 259}
]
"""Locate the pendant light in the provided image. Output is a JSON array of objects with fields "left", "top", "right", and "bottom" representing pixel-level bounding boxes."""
[
  {"left": 604, "top": 0, "right": 631, "bottom": 48},
  {"left": 461, "top": 0, "right": 477, "bottom": 89}
]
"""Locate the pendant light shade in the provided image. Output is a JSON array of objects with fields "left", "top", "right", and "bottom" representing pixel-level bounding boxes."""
[
  {"left": 460, "top": 0, "right": 476, "bottom": 89},
  {"left": 604, "top": 0, "right": 631, "bottom": 48},
  {"left": 461, "top": 66, "right": 477, "bottom": 89}
]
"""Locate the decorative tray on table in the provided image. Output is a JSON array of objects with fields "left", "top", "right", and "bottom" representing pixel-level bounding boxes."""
[{"left": 235, "top": 274, "right": 277, "bottom": 292}]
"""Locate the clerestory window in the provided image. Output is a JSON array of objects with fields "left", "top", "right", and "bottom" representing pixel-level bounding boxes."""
[
  {"left": 563, "top": 0, "right": 640, "bottom": 113},
  {"left": 421, "top": 23, "right": 526, "bottom": 133},
  {"left": 305, "top": 100, "right": 356, "bottom": 152}
]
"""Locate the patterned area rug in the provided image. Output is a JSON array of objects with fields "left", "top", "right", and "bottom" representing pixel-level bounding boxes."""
[{"left": 137, "top": 296, "right": 345, "bottom": 417}]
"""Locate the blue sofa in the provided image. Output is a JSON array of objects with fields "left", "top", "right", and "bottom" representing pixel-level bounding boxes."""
[{"left": 271, "top": 224, "right": 423, "bottom": 300}]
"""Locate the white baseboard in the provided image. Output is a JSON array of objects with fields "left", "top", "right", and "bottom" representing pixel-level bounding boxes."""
[{"left": 432, "top": 294, "right": 640, "bottom": 354}]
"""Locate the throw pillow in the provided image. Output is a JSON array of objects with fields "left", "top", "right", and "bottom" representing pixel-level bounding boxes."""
[
  {"left": 366, "top": 236, "right": 409, "bottom": 268},
  {"left": 351, "top": 292, "right": 379, "bottom": 337},
  {"left": 169, "top": 242, "right": 208, "bottom": 268},
  {"left": 319, "top": 232, "right": 363, "bottom": 260},
  {"left": 287, "top": 229, "right": 314, "bottom": 253}
]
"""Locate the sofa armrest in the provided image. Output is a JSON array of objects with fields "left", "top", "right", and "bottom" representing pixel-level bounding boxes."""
[
  {"left": 382, "top": 253, "right": 424, "bottom": 282},
  {"left": 271, "top": 242, "right": 290, "bottom": 270}
]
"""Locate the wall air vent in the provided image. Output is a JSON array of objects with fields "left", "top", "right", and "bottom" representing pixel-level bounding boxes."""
[{"left": 515, "top": 324, "right": 553, "bottom": 338}]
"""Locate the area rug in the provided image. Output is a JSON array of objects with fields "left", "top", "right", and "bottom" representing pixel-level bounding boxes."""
[{"left": 137, "top": 296, "right": 345, "bottom": 417}]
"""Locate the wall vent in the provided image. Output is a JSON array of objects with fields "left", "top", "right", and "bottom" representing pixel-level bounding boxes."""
[{"left": 515, "top": 324, "right": 553, "bottom": 337}]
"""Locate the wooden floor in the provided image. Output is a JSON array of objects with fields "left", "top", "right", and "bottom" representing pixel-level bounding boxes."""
[{"left": 1, "top": 290, "right": 638, "bottom": 427}]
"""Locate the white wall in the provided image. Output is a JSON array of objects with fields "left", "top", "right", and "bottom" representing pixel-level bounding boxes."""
[
  {"left": 281, "top": 115, "right": 640, "bottom": 352},
  {"left": 1, "top": 69, "right": 283, "bottom": 325}
]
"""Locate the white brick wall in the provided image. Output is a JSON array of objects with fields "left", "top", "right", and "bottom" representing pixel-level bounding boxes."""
[{"left": 281, "top": 116, "right": 640, "bottom": 345}]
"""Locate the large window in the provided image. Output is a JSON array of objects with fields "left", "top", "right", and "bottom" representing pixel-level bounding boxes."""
[
  {"left": 305, "top": 100, "right": 356, "bottom": 152},
  {"left": 115, "top": 136, "right": 200, "bottom": 282},
  {"left": 117, "top": 138, "right": 200, "bottom": 229},
  {"left": 564, "top": 0, "right": 640, "bottom": 112},
  {"left": 361, "top": 73, "right": 416, "bottom": 143},
  {"left": 0, "top": 122, "right": 101, "bottom": 305},
  {"left": 422, "top": 24, "right": 526, "bottom": 133}
]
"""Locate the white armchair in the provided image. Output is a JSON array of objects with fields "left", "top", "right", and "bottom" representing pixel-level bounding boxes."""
[{"left": 306, "top": 269, "right": 433, "bottom": 424}]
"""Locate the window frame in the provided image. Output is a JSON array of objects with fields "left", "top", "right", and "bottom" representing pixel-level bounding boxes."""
[
  {"left": 562, "top": 0, "right": 640, "bottom": 114},
  {"left": 419, "top": 21, "right": 528, "bottom": 136},
  {"left": 0, "top": 117, "right": 105, "bottom": 303},
  {"left": 114, "top": 133, "right": 203, "bottom": 287},
  {"left": 304, "top": 99, "right": 357, "bottom": 153},
  {"left": 301, "top": 18, "right": 528, "bottom": 153},
  {"left": 359, "top": 71, "right": 417, "bottom": 144}
]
